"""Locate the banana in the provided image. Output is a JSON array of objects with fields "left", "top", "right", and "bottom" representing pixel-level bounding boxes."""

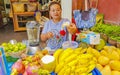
[
  {"left": 58, "top": 66, "right": 67, "bottom": 75},
  {"left": 53, "top": 49, "right": 63, "bottom": 65},
  {"left": 55, "top": 62, "right": 64, "bottom": 73},
  {"left": 59, "top": 48, "right": 73, "bottom": 63},
  {"left": 86, "top": 47, "right": 93, "bottom": 54},
  {"left": 78, "top": 59, "right": 89, "bottom": 65},
  {"left": 87, "top": 64, "right": 96, "bottom": 73},
  {"left": 59, "top": 48, "right": 72, "bottom": 58},
  {"left": 76, "top": 67, "right": 88, "bottom": 74},
  {"left": 64, "top": 67, "right": 71, "bottom": 75},
  {"left": 91, "top": 49, "right": 101, "bottom": 58},
  {"left": 88, "top": 73, "right": 92, "bottom": 75},
  {"left": 80, "top": 48, "right": 87, "bottom": 54},
  {"left": 74, "top": 47, "right": 82, "bottom": 53},
  {"left": 64, "top": 54, "right": 77, "bottom": 64},
  {"left": 67, "top": 59, "right": 78, "bottom": 67}
]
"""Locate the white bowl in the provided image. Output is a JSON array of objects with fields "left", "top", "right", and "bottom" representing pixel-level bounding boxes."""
[{"left": 62, "top": 41, "right": 78, "bottom": 49}]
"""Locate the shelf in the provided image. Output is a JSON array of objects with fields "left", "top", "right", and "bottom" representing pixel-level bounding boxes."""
[
  {"left": 14, "top": 12, "right": 35, "bottom": 15},
  {"left": 18, "top": 20, "right": 35, "bottom": 22}
]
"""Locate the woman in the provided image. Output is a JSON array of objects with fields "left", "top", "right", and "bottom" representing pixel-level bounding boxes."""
[{"left": 41, "top": 1, "right": 77, "bottom": 50}]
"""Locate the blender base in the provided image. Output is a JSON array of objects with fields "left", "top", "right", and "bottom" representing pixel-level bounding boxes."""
[{"left": 27, "top": 45, "right": 41, "bottom": 55}]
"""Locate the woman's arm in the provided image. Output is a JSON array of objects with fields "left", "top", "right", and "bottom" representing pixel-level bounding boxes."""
[{"left": 41, "top": 32, "right": 54, "bottom": 42}]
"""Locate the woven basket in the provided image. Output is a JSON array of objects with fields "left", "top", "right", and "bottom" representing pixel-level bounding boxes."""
[{"left": 7, "top": 48, "right": 28, "bottom": 58}]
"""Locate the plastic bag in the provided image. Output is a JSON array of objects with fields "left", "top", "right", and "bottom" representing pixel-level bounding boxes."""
[{"left": 73, "top": 8, "right": 98, "bottom": 29}]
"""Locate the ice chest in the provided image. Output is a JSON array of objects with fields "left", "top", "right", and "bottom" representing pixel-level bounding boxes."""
[{"left": 79, "top": 31, "right": 100, "bottom": 45}]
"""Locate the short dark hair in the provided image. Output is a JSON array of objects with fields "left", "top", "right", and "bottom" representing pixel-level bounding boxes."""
[{"left": 49, "top": 1, "right": 62, "bottom": 11}]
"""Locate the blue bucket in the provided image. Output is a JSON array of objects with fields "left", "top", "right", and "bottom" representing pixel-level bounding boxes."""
[{"left": 0, "top": 47, "right": 10, "bottom": 75}]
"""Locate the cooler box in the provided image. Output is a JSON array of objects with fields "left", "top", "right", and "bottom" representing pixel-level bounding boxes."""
[{"left": 79, "top": 31, "right": 100, "bottom": 45}]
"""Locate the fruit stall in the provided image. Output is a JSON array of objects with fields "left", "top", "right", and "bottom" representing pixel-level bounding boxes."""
[
  {"left": 0, "top": 27, "right": 120, "bottom": 75},
  {"left": 0, "top": 14, "right": 120, "bottom": 75},
  {"left": 0, "top": 13, "right": 120, "bottom": 75},
  {"left": 1, "top": 0, "right": 120, "bottom": 75}
]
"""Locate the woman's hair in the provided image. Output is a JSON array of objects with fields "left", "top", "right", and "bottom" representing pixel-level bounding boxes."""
[{"left": 49, "top": 1, "right": 62, "bottom": 11}]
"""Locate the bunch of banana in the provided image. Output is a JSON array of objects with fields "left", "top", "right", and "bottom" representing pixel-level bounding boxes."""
[{"left": 53, "top": 47, "right": 97, "bottom": 75}]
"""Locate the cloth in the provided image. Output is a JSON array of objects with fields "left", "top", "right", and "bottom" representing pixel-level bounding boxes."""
[
  {"left": 42, "top": 18, "right": 70, "bottom": 50},
  {"left": 73, "top": 8, "right": 98, "bottom": 29}
]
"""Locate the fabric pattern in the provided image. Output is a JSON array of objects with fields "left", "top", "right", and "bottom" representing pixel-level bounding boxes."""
[{"left": 73, "top": 8, "right": 98, "bottom": 29}]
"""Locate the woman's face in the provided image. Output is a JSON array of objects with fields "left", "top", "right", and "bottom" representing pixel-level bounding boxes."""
[{"left": 49, "top": 4, "right": 62, "bottom": 20}]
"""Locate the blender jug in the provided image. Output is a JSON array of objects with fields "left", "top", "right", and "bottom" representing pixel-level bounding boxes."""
[{"left": 26, "top": 21, "right": 40, "bottom": 55}]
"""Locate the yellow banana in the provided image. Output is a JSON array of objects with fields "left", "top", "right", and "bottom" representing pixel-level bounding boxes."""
[
  {"left": 64, "top": 54, "right": 77, "bottom": 64},
  {"left": 74, "top": 47, "right": 82, "bottom": 52},
  {"left": 71, "top": 66, "right": 75, "bottom": 73},
  {"left": 88, "top": 73, "right": 92, "bottom": 75},
  {"left": 80, "top": 73, "right": 88, "bottom": 75},
  {"left": 53, "top": 49, "right": 63, "bottom": 65},
  {"left": 86, "top": 47, "right": 93, "bottom": 54},
  {"left": 64, "top": 67, "right": 71, "bottom": 75},
  {"left": 67, "top": 59, "right": 78, "bottom": 67},
  {"left": 70, "top": 72, "right": 75, "bottom": 75},
  {"left": 76, "top": 67, "right": 88, "bottom": 74},
  {"left": 80, "top": 48, "right": 87, "bottom": 54},
  {"left": 60, "top": 48, "right": 73, "bottom": 57},
  {"left": 87, "top": 64, "right": 96, "bottom": 73},
  {"left": 91, "top": 49, "right": 101, "bottom": 58},
  {"left": 58, "top": 66, "right": 67, "bottom": 75},
  {"left": 55, "top": 62, "right": 64, "bottom": 73},
  {"left": 78, "top": 59, "right": 89, "bottom": 65},
  {"left": 59, "top": 49, "right": 73, "bottom": 63}
]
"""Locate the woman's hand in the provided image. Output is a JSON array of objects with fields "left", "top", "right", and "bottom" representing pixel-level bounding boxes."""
[
  {"left": 41, "top": 32, "right": 54, "bottom": 42},
  {"left": 46, "top": 32, "right": 54, "bottom": 39},
  {"left": 67, "top": 23, "right": 77, "bottom": 34}
]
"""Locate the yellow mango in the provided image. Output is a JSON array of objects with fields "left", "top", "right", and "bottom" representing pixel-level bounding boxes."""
[
  {"left": 98, "top": 55, "right": 110, "bottom": 66},
  {"left": 111, "top": 71, "right": 120, "bottom": 75},
  {"left": 109, "top": 60, "right": 120, "bottom": 71},
  {"left": 116, "top": 48, "right": 120, "bottom": 56},
  {"left": 108, "top": 50, "right": 120, "bottom": 60},
  {"left": 100, "top": 50, "right": 108, "bottom": 57},
  {"left": 101, "top": 65, "right": 111, "bottom": 75}
]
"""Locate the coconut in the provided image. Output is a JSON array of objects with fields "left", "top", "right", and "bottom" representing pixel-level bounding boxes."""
[{"left": 41, "top": 55, "right": 55, "bottom": 73}]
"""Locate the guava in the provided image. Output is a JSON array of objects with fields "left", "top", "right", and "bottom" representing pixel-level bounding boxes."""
[{"left": 95, "top": 39, "right": 106, "bottom": 50}]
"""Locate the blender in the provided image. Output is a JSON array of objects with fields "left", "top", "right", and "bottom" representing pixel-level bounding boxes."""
[{"left": 26, "top": 21, "right": 41, "bottom": 55}]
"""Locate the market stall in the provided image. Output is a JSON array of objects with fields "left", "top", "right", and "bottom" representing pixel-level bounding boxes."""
[{"left": 0, "top": 0, "right": 120, "bottom": 75}]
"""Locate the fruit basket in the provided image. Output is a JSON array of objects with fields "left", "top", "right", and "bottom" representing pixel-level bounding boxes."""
[
  {"left": 7, "top": 48, "right": 28, "bottom": 58},
  {"left": 1, "top": 42, "right": 27, "bottom": 58},
  {"left": 108, "top": 37, "right": 117, "bottom": 46}
]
